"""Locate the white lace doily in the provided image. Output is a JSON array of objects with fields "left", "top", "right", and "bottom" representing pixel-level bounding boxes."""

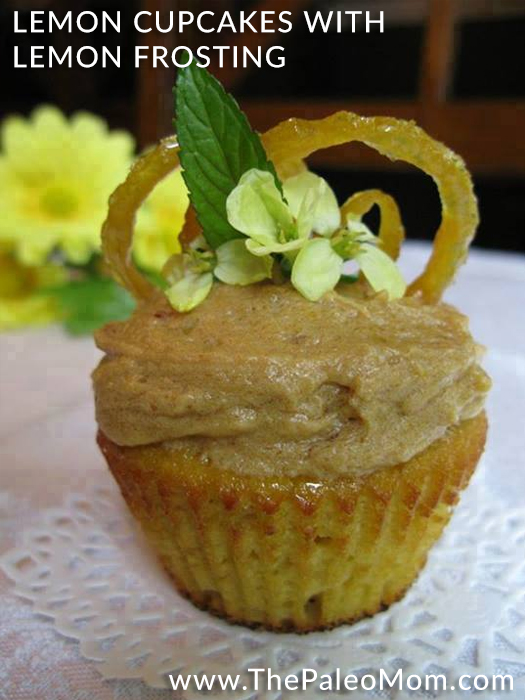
[{"left": 1, "top": 467, "right": 524, "bottom": 698}]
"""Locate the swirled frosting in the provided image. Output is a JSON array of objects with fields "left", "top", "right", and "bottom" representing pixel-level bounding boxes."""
[{"left": 93, "top": 282, "right": 490, "bottom": 479}]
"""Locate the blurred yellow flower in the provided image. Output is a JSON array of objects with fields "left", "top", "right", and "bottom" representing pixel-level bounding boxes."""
[
  {"left": 0, "top": 251, "right": 66, "bottom": 330},
  {"left": 0, "top": 105, "right": 134, "bottom": 266},
  {"left": 134, "top": 168, "right": 188, "bottom": 273}
]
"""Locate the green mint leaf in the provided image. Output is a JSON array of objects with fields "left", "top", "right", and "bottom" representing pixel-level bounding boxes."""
[
  {"left": 175, "top": 57, "right": 282, "bottom": 250},
  {"left": 46, "top": 275, "right": 135, "bottom": 335}
]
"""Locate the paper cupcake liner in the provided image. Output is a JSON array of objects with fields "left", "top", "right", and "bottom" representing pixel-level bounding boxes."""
[{"left": 98, "top": 412, "right": 487, "bottom": 632}]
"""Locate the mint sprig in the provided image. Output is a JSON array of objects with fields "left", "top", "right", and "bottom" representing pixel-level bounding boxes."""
[{"left": 175, "top": 58, "right": 282, "bottom": 250}]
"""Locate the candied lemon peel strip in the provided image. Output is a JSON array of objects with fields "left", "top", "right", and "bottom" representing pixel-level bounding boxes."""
[
  {"left": 102, "top": 112, "right": 479, "bottom": 304},
  {"left": 263, "top": 112, "right": 479, "bottom": 302},
  {"left": 341, "top": 189, "right": 405, "bottom": 261},
  {"left": 101, "top": 137, "right": 180, "bottom": 301}
]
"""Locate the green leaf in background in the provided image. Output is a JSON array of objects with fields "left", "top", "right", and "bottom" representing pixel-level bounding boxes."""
[
  {"left": 175, "top": 56, "right": 282, "bottom": 250},
  {"left": 47, "top": 276, "right": 135, "bottom": 335}
]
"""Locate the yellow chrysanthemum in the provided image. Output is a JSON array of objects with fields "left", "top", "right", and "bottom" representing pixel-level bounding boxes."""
[
  {"left": 134, "top": 168, "right": 188, "bottom": 273},
  {"left": 0, "top": 106, "right": 134, "bottom": 266},
  {"left": 0, "top": 251, "right": 66, "bottom": 330}
]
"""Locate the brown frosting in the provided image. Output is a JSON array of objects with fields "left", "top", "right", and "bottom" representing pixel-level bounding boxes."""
[{"left": 93, "top": 282, "right": 490, "bottom": 479}]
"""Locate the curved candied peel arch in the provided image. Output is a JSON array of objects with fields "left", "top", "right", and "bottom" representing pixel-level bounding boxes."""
[
  {"left": 101, "top": 137, "right": 181, "bottom": 302},
  {"left": 101, "top": 112, "right": 479, "bottom": 304},
  {"left": 262, "top": 112, "right": 479, "bottom": 302},
  {"left": 341, "top": 189, "right": 405, "bottom": 262}
]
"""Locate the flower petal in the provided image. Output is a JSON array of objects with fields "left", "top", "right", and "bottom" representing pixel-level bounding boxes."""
[
  {"left": 346, "top": 215, "right": 376, "bottom": 242},
  {"left": 165, "top": 271, "right": 213, "bottom": 312},
  {"left": 245, "top": 237, "right": 303, "bottom": 257},
  {"left": 284, "top": 172, "right": 341, "bottom": 236},
  {"left": 226, "top": 169, "right": 294, "bottom": 245},
  {"left": 62, "top": 235, "right": 97, "bottom": 265},
  {"left": 0, "top": 106, "right": 133, "bottom": 266},
  {"left": 215, "top": 239, "right": 272, "bottom": 285},
  {"left": 162, "top": 253, "right": 188, "bottom": 285},
  {"left": 355, "top": 245, "right": 406, "bottom": 299},
  {"left": 17, "top": 230, "right": 58, "bottom": 266},
  {"left": 291, "top": 238, "right": 343, "bottom": 302}
]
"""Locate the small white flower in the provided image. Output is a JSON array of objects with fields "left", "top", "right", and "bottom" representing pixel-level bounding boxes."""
[
  {"left": 339, "top": 216, "right": 406, "bottom": 299},
  {"left": 164, "top": 237, "right": 273, "bottom": 312},
  {"left": 165, "top": 168, "right": 406, "bottom": 312},
  {"left": 226, "top": 168, "right": 345, "bottom": 299},
  {"left": 226, "top": 169, "right": 341, "bottom": 257},
  {"left": 166, "top": 270, "right": 213, "bottom": 312},
  {"left": 291, "top": 238, "right": 343, "bottom": 302},
  {"left": 164, "top": 247, "right": 214, "bottom": 312},
  {"left": 227, "top": 168, "right": 405, "bottom": 301},
  {"left": 214, "top": 239, "right": 273, "bottom": 285},
  {"left": 226, "top": 169, "right": 299, "bottom": 256},
  {"left": 284, "top": 171, "right": 341, "bottom": 237}
]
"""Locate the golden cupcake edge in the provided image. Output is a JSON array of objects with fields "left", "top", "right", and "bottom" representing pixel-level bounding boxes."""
[{"left": 98, "top": 411, "right": 487, "bottom": 632}]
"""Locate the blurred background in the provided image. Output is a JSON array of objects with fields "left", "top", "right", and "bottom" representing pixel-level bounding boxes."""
[
  {"left": 2, "top": 0, "right": 523, "bottom": 254},
  {"left": 0, "top": 0, "right": 525, "bottom": 335}
]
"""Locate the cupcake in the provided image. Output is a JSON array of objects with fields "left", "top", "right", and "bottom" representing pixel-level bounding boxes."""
[{"left": 93, "top": 59, "right": 490, "bottom": 631}]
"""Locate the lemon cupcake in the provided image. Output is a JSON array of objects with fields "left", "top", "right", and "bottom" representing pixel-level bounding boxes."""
[{"left": 93, "top": 59, "right": 490, "bottom": 631}]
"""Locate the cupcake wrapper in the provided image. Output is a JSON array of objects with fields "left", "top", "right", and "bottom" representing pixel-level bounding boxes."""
[{"left": 98, "top": 412, "right": 487, "bottom": 632}]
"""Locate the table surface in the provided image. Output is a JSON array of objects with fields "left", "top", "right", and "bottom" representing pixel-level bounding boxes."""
[{"left": 1, "top": 242, "right": 524, "bottom": 700}]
